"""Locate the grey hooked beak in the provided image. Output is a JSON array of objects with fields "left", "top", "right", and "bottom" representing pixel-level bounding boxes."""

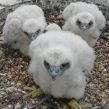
[
  {"left": 80, "top": 23, "right": 89, "bottom": 31},
  {"left": 29, "top": 33, "right": 39, "bottom": 40},
  {"left": 48, "top": 66, "right": 63, "bottom": 80}
]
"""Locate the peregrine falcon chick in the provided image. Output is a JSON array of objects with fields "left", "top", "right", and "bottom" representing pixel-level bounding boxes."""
[
  {"left": 62, "top": 2, "right": 106, "bottom": 47},
  {"left": 63, "top": 12, "right": 99, "bottom": 47},
  {"left": 28, "top": 30, "right": 96, "bottom": 101},
  {"left": 3, "top": 5, "right": 47, "bottom": 56}
]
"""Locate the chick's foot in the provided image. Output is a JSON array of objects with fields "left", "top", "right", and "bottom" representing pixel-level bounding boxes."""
[
  {"left": 23, "top": 86, "right": 43, "bottom": 99},
  {"left": 68, "top": 99, "right": 92, "bottom": 109}
]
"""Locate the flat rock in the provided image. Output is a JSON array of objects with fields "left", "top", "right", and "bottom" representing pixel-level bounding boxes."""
[
  {"left": 86, "top": 0, "right": 109, "bottom": 6},
  {"left": 0, "top": 0, "right": 31, "bottom": 6},
  {"left": 0, "top": 0, "right": 31, "bottom": 19},
  {"left": 0, "top": 0, "right": 20, "bottom": 6}
]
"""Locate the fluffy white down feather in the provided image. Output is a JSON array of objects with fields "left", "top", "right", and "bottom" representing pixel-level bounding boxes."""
[
  {"left": 28, "top": 30, "right": 96, "bottom": 100},
  {"left": 62, "top": 2, "right": 106, "bottom": 47},
  {"left": 63, "top": 12, "right": 99, "bottom": 47},
  {"left": 3, "top": 5, "right": 47, "bottom": 56},
  {"left": 45, "top": 23, "right": 61, "bottom": 31}
]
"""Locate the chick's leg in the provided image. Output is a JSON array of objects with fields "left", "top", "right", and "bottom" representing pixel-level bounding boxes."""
[
  {"left": 23, "top": 86, "right": 43, "bottom": 99},
  {"left": 68, "top": 99, "right": 92, "bottom": 109}
]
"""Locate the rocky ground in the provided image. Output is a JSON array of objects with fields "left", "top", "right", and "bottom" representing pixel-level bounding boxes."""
[{"left": 0, "top": 7, "right": 109, "bottom": 109}]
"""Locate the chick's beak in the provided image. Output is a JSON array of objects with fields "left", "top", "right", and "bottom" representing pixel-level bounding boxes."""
[
  {"left": 80, "top": 23, "right": 88, "bottom": 31},
  {"left": 29, "top": 33, "right": 39, "bottom": 40},
  {"left": 48, "top": 66, "right": 62, "bottom": 80}
]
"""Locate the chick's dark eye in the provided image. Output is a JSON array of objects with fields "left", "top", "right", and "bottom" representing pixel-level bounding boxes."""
[
  {"left": 36, "top": 29, "right": 40, "bottom": 33},
  {"left": 44, "top": 60, "right": 50, "bottom": 68},
  {"left": 89, "top": 21, "right": 93, "bottom": 26},
  {"left": 13, "top": 41, "right": 17, "bottom": 44},
  {"left": 61, "top": 63, "right": 70, "bottom": 69},
  {"left": 61, "top": 63, "right": 66, "bottom": 68},
  {"left": 77, "top": 20, "right": 81, "bottom": 25},
  {"left": 44, "top": 30, "right": 47, "bottom": 33},
  {"left": 24, "top": 31, "right": 28, "bottom": 35}
]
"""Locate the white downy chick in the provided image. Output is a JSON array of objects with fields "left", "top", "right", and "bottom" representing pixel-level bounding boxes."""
[
  {"left": 28, "top": 30, "right": 96, "bottom": 100},
  {"left": 3, "top": 5, "right": 47, "bottom": 56},
  {"left": 63, "top": 12, "right": 99, "bottom": 47},
  {"left": 62, "top": 2, "right": 106, "bottom": 47}
]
